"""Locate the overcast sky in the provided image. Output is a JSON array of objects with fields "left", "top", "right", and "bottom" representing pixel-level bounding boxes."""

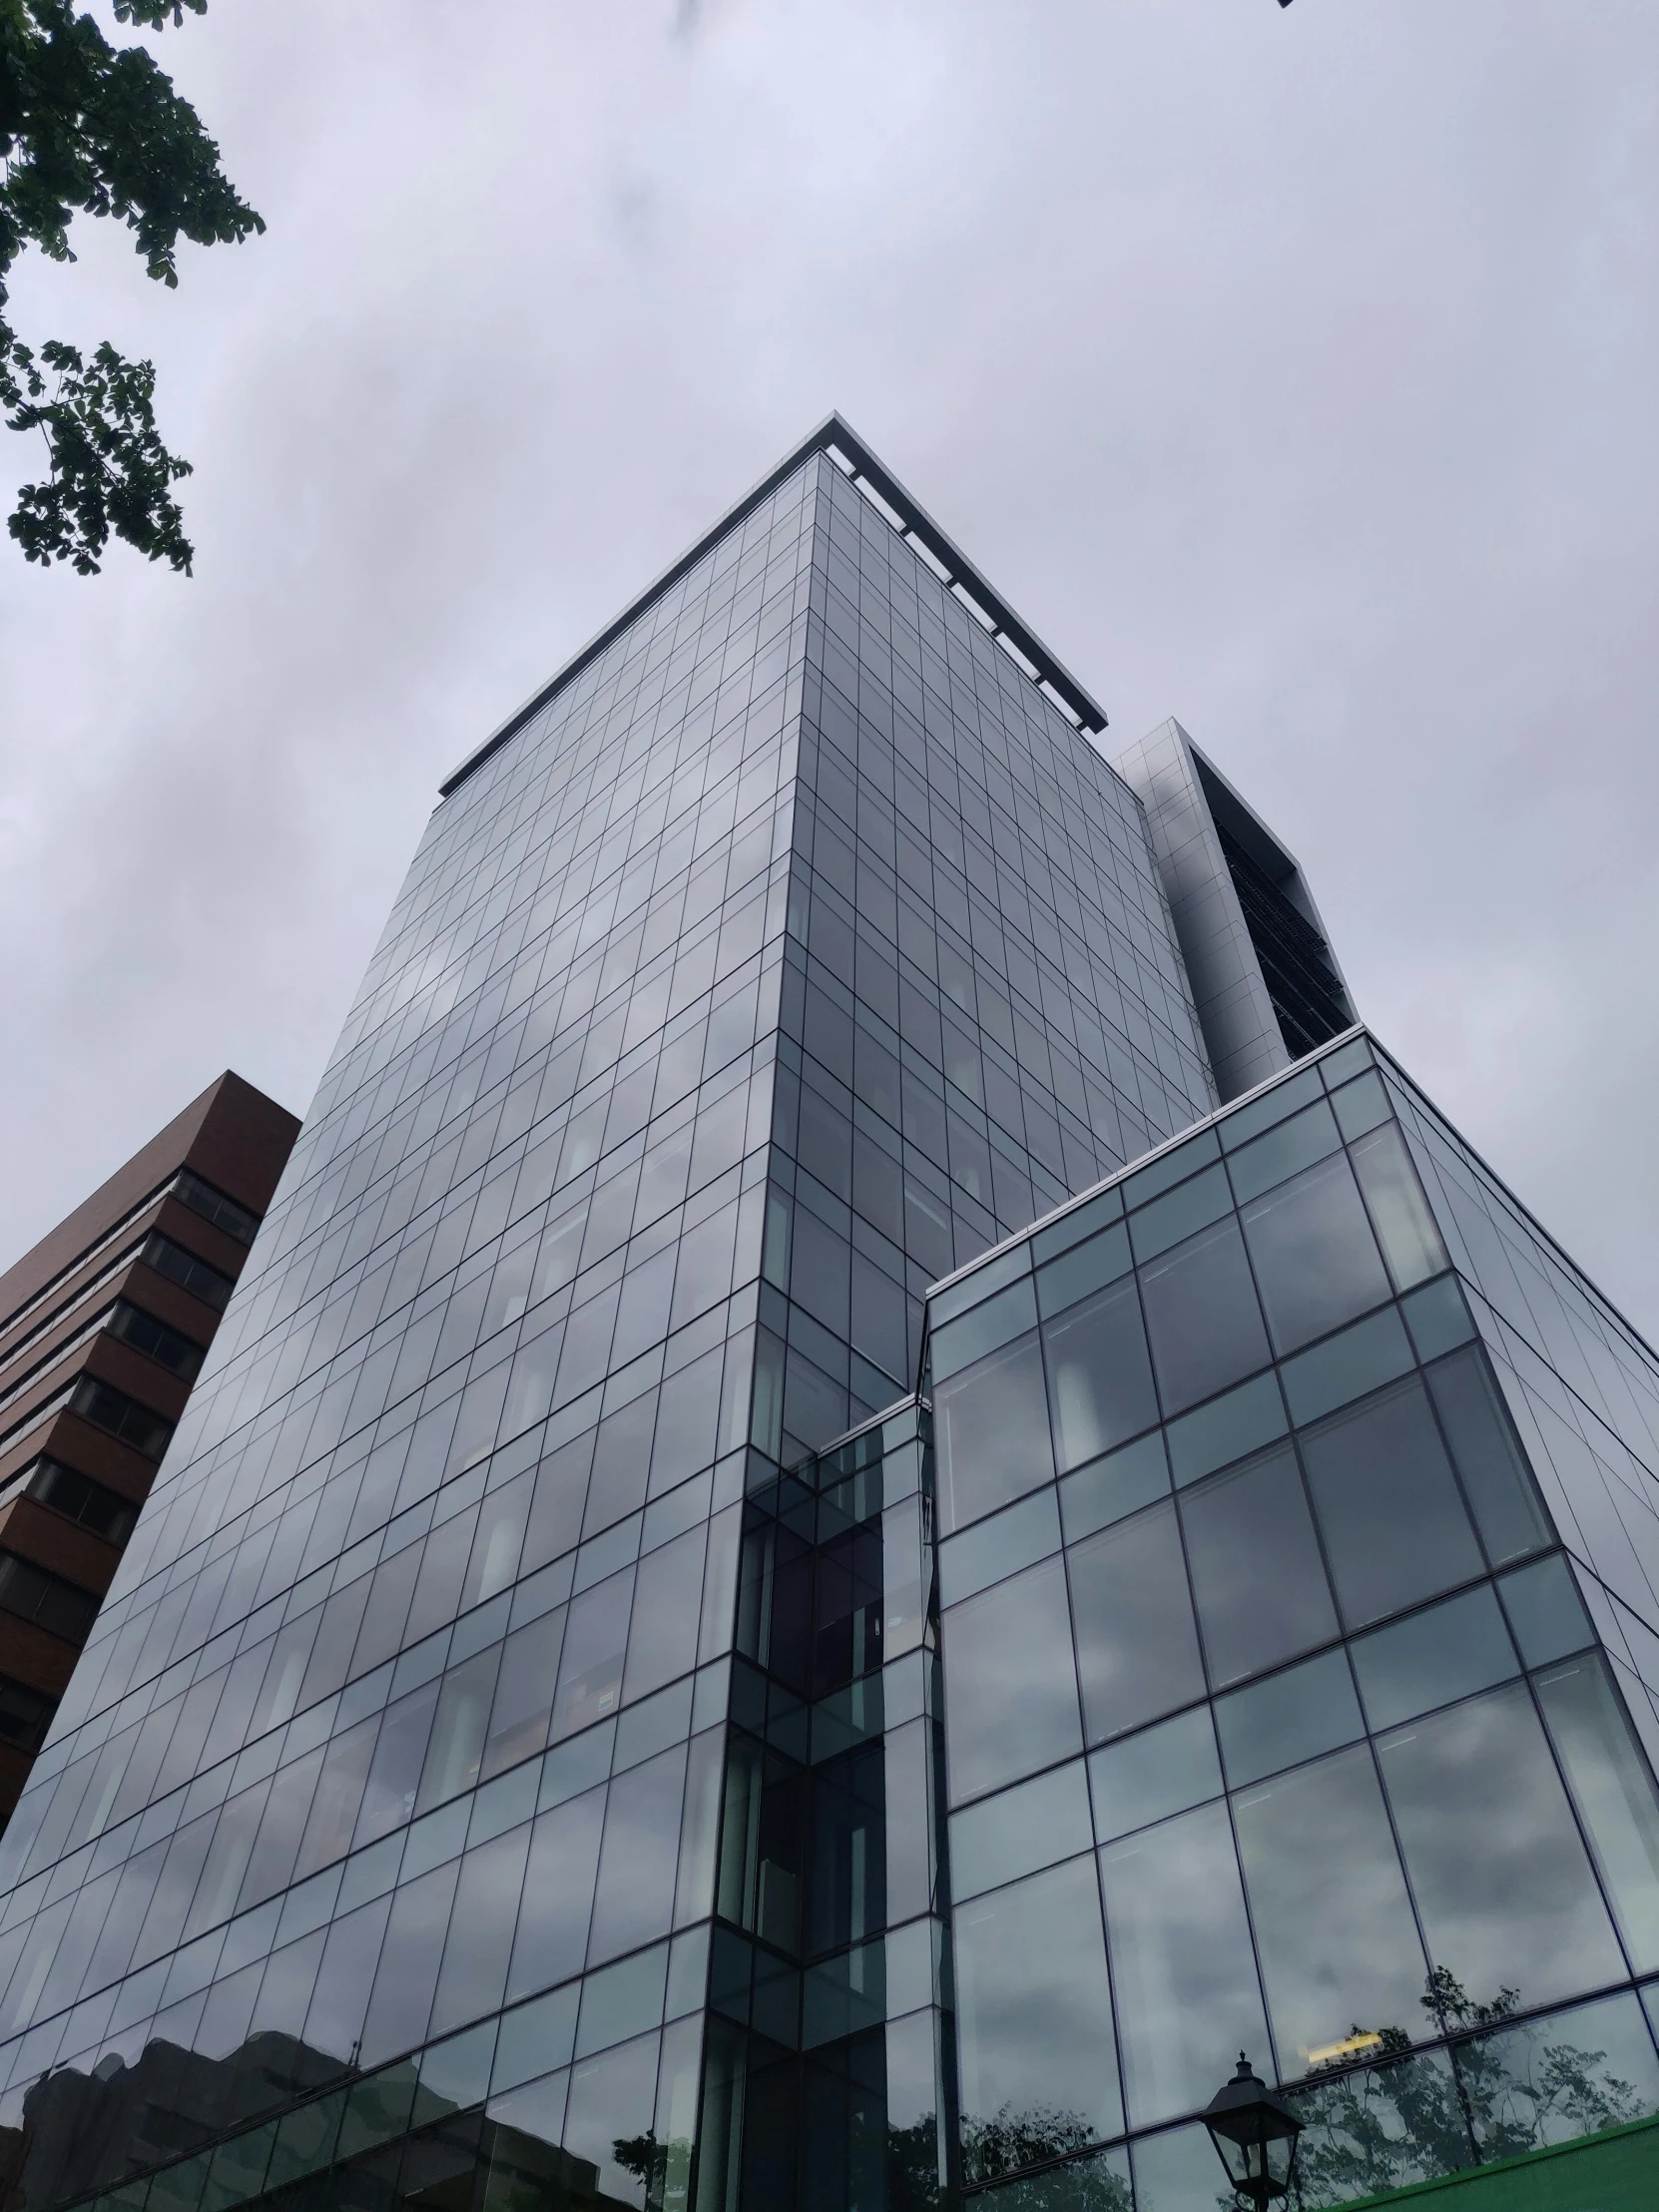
[{"left": 2, "top": 1, "right": 1656, "bottom": 1340}]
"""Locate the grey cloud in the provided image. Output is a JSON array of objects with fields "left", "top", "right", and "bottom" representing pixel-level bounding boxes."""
[{"left": 1, "top": 0, "right": 1655, "bottom": 1335}]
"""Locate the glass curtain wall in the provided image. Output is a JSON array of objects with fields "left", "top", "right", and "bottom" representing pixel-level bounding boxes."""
[
  {"left": 0, "top": 457, "right": 819, "bottom": 2212},
  {"left": 925, "top": 1031, "right": 1659, "bottom": 2212},
  {"left": 0, "top": 432, "right": 1217, "bottom": 2212},
  {"left": 698, "top": 1402, "right": 947, "bottom": 2212},
  {"left": 762, "top": 451, "right": 1214, "bottom": 1470}
]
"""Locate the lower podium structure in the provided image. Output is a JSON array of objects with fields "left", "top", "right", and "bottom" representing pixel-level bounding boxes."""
[{"left": 1, "top": 425, "right": 1657, "bottom": 2212}]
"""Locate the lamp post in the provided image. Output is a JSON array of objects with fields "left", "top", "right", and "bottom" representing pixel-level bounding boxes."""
[{"left": 1203, "top": 2054, "right": 1304, "bottom": 2212}]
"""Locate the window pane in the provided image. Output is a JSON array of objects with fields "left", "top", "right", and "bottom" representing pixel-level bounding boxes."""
[
  {"left": 1215, "top": 1649, "right": 1365, "bottom": 1790},
  {"left": 353, "top": 1682, "right": 439, "bottom": 1850},
  {"left": 1424, "top": 1349, "right": 1551, "bottom": 1568},
  {"left": 1067, "top": 1501, "right": 1206, "bottom": 1744},
  {"left": 1449, "top": 1989, "right": 1659, "bottom": 2155},
  {"left": 1035, "top": 1219, "right": 1131, "bottom": 1319},
  {"left": 1351, "top": 1124, "right": 1447, "bottom": 1292},
  {"left": 1281, "top": 1308, "right": 1414, "bottom": 1427},
  {"left": 1234, "top": 1744, "right": 1427, "bottom": 2071},
  {"left": 931, "top": 1278, "right": 1037, "bottom": 1382},
  {"left": 1241, "top": 1153, "right": 1390, "bottom": 1357},
  {"left": 953, "top": 1856, "right": 1123, "bottom": 2173},
  {"left": 623, "top": 1527, "right": 707, "bottom": 1704},
  {"left": 357, "top": 1860, "right": 460, "bottom": 2067},
  {"left": 1059, "top": 1433, "right": 1170, "bottom": 1543},
  {"left": 1139, "top": 1217, "right": 1271, "bottom": 1417},
  {"left": 1377, "top": 1682, "right": 1625, "bottom": 2013},
  {"left": 1043, "top": 1278, "right": 1160, "bottom": 1470},
  {"left": 1351, "top": 1587, "right": 1518, "bottom": 1732},
  {"left": 1284, "top": 2042, "right": 1473, "bottom": 2196},
  {"left": 1300, "top": 1379, "right": 1484, "bottom": 1629},
  {"left": 1178, "top": 1445, "right": 1338, "bottom": 1689},
  {"left": 553, "top": 1568, "right": 635, "bottom": 1739},
  {"left": 1089, "top": 1707, "right": 1223, "bottom": 1844},
  {"left": 507, "top": 1788, "right": 606, "bottom": 2001},
  {"left": 1100, "top": 1800, "right": 1269, "bottom": 2129},
  {"left": 949, "top": 1761, "right": 1094, "bottom": 1903},
  {"left": 941, "top": 1556, "right": 1082, "bottom": 1803},
  {"left": 563, "top": 2029, "right": 661, "bottom": 2207},
  {"left": 587, "top": 1745, "right": 686, "bottom": 1964},
  {"left": 1166, "top": 1372, "right": 1287, "bottom": 1489},
  {"left": 1128, "top": 1163, "right": 1231, "bottom": 1264},
  {"left": 939, "top": 1487, "right": 1062, "bottom": 1609},
  {"left": 415, "top": 1646, "right": 500, "bottom": 1814},
  {"left": 428, "top": 1826, "right": 531, "bottom": 2038},
  {"left": 1226, "top": 1099, "right": 1342, "bottom": 1206},
  {"left": 1534, "top": 1654, "right": 1659, "bottom": 1975},
  {"left": 481, "top": 1608, "right": 566, "bottom": 1782},
  {"left": 1133, "top": 2121, "right": 1241, "bottom": 2212},
  {"left": 1497, "top": 1554, "right": 1593, "bottom": 1669},
  {"left": 933, "top": 1332, "right": 1056, "bottom": 1536}
]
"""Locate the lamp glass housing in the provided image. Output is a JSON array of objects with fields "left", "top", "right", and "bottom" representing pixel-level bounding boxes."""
[{"left": 1203, "top": 2055, "right": 1303, "bottom": 2208}]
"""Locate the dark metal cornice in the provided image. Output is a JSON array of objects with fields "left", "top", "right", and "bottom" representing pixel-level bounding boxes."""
[{"left": 438, "top": 410, "right": 1106, "bottom": 802}]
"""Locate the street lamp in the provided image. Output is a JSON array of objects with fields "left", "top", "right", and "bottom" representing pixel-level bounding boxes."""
[{"left": 1203, "top": 2054, "right": 1304, "bottom": 2211}]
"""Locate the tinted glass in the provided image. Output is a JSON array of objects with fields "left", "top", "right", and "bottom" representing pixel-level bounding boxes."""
[
  {"left": 1350, "top": 1123, "right": 1448, "bottom": 1292},
  {"left": 1377, "top": 1682, "right": 1626, "bottom": 2012},
  {"left": 942, "top": 1555, "right": 1083, "bottom": 1803},
  {"left": 1138, "top": 1216, "right": 1271, "bottom": 1417},
  {"left": 1534, "top": 1655, "right": 1659, "bottom": 1975},
  {"left": 953, "top": 1856, "right": 1123, "bottom": 2172},
  {"left": 1214, "top": 1648, "right": 1365, "bottom": 1789},
  {"left": 1234, "top": 1743, "right": 1427, "bottom": 2070},
  {"left": 1424, "top": 1349, "right": 1552, "bottom": 1567},
  {"left": 1088, "top": 1707, "right": 1223, "bottom": 1844},
  {"left": 1059, "top": 1433, "right": 1170, "bottom": 1544},
  {"left": 1178, "top": 1445, "right": 1338, "bottom": 1689},
  {"left": 1241, "top": 1152, "right": 1390, "bottom": 1356},
  {"left": 1497, "top": 1554, "right": 1593, "bottom": 1669},
  {"left": 1350, "top": 1586, "right": 1518, "bottom": 1732},
  {"left": 1100, "top": 1800, "right": 1270, "bottom": 2129},
  {"left": 933, "top": 1333, "right": 1056, "bottom": 1536},
  {"left": 1300, "top": 1379, "right": 1484, "bottom": 1629},
  {"left": 949, "top": 1762, "right": 1094, "bottom": 1902},
  {"left": 1450, "top": 1989, "right": 1659, "bottom": 2157},
  {"left": 1225, "top": 1098, "right": 1341, "bottom": 1205},
  {"left": 1067, "top": 1503, "right": 1206, "bottom": 1745},
  {"left": 938, "top": 1487, "right": 1062, "bottom": 1609},
  {"left": 1043, "top": 1277, "right": 1160, "bottom": 1469}
]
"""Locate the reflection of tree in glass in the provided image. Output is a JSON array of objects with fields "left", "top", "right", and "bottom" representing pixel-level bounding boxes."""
[
  {"left": 885, "top": 2115, "right": 943, "bottom": 2212},
  {"left": 1291, "top": 1970, "right": 1643, "bottom": 2209},
  {"left": 943, "top": 2107, "right": 1133, "bottom": 2208},
  {"left": 888, "top": 2105, "right": 942, "bottom": 2212},
  {"left": 612, "top": 2128, "right": 694, "bottom": 2211}
]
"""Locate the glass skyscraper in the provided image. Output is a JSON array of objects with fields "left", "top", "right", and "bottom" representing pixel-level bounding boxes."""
[{"left": 1, "top": 419, "right": 1657, "bottom": 2212}]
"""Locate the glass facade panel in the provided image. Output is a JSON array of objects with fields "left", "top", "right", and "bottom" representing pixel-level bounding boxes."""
[
  {"left": 1232, "top": 1743, "right": 1427, "bottom": 2070},
  {"left": 941, "top": 1555, "right": 1083, "bottom": 1801},
  {"left": 1099, "top": 1800, "right": 1269, "bottom": 2128},
  {"left": 932, "top": 1334, "right": 1055, "bottom": 1535},
  {"left": 1067, "top": 1503, "right": 1206, "bottom": 1744},
  {"left": 1533, "top": 1654, "right": 1659, "bottom": 1973},
  {"left": 1425, "top": 1346, "right": 1552, "bottom": 1567},
  {"left": 1138, "top": 1218, "right": 1270, "bottom": 1416},
  {"left": 1043, "top": 1277, "right": 1160, "bottom": 1471},
  {"left": 953, "top": 1857, "right": 1123, "bottom": 2173},
  {"left": 1300, "top": 1379, "right": 1485, "bottom": 1629},
  {"left": 1350, "top": 1585, "right": 1519, "bottom": 1732},
  {"left": 1377, "top": 1683, "right": 1627, "bottom": 2012},
  {"left": 1088, "top": 1707, "right": 1222, "bottom": 1844},
  {"left": 1177, "top": 1444, "right": 1338, "bottom": 1689},
  {"left": 1241, "top": 1151, "right": 1390, "bottom": 1356}
]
